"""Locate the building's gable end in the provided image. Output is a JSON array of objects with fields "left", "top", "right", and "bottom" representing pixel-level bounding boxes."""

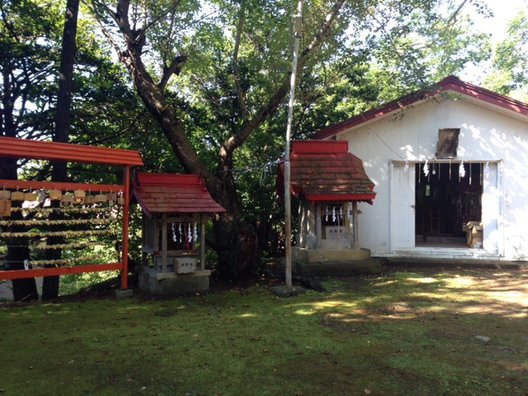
[{"left": 314, "top": 76, "right": 528, "bottom": 140}]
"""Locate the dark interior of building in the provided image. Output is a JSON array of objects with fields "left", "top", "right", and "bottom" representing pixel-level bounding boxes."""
[{"left": 415, "top": 162, "right": 483, "bottom": 247}]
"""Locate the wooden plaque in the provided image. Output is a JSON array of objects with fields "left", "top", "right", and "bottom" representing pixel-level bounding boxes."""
[{"left": 0, "top": 199, "right": 11, "bottom": 217}]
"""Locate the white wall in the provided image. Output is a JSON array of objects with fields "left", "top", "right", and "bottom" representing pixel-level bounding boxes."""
[{"left": 337, "top": 96, "right": 528, "bottom": 260}]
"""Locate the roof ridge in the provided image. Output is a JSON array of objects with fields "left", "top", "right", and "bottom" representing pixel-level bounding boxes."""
[{"left": 313, "top": 76, "right": 528, "bottom": 140}]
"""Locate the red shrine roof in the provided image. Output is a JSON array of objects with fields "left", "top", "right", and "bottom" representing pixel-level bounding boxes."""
[
  {"left": 278, "top": 140, "right": 376, "bottom": 203},
  {"left": 133, "top": 173, "right": 225, "bottom": 217}
]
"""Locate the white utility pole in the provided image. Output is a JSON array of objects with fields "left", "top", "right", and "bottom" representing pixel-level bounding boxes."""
[{"left": 284, "top": 0, "right": 303, "bottom": 287}]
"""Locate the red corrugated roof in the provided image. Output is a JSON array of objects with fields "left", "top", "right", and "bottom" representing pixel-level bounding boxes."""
[
  {"left": 278, "top": 141, "right": 376, "bottom": 203},
  {"left": 133, "top": 173, "right": 225, "bottom": 216},
  {"left": 314, "top": 75, "right": 528, "bottom": 140},
  {"left": 0, "top": 137, "right": 143, "bottom": 166}
]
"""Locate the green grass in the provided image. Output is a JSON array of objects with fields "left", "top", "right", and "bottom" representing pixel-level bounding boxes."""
[
  {"left": 59, "top": 271, "right": 121, "bottom": 296},
  {"left": 0, "top": 268, "right": 527, "bottom": 395}
]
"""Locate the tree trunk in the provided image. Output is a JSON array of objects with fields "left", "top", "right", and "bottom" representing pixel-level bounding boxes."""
[
  {"left": 213, "top": 217, "right": 259, "bottom": 280},
  {"left": 6, "top": 222, "right": 38, "bottom": 302},
  {"left": 1, "top": 66, "right": 38, "bottom": 301},
  {"left": 211, "top": 165, "right": 259, "bottom": 279},
  {"left": 42, "top": 0, "right": 79, "bottom": 300},
  {"left": 1, "top": 166, "right": 39, "bottom": 302},
  {"left": 104, "top": 0, "right": 345, "bottom": 280},
  {"left": 54, "top": 0, "right": 79, "bottom": 146},
  {"left": 0, "top": 159, "right": 38, "bottom": 301}
]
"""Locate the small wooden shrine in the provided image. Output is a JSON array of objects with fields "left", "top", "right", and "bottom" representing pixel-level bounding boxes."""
[
  {"left": 278, "top": 140, "right": 377, "bottom": 272},
  {"left": 133, "top": 172, "right": 225, "bottom": 295}
]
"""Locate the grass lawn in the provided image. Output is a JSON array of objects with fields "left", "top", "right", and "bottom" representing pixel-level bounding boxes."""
[{"left": 0, "top": 267, "right": 527, "bottom": 396}]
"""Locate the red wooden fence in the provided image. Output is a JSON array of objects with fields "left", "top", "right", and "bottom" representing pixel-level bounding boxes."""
[{"left": 0, "top": 137, "right": 143, "bottom": 290}]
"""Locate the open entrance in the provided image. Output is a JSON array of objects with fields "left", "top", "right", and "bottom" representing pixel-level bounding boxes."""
[{"left": 415, "top": 162, "right": 483, "bottom": 248}]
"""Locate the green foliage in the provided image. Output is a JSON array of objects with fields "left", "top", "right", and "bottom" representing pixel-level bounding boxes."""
[
  {"left": 485, "top": 12, "right": 528, "bottom": 100},
  {"left": 295, "top": 51, "right": 381, "bottom": 134},
  {"left": 59, "top": 271, "right": 119, "bottom": 295},
  {"left": 0, "top": 0, "right": 63, "bottom": 138},
  {"left": 1, "top": 0, "right": 166, "bottom": 171},
  {"left": 350, "top": 1, "right": 490, "bottom": 97}
]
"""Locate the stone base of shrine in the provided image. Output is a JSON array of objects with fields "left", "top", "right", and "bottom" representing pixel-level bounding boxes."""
[
  {"left": 293, "top": 247, "right": 382, "bottom": 276},
  {"left": 138, "top": 267, "right": 211, "bottom": 296}
]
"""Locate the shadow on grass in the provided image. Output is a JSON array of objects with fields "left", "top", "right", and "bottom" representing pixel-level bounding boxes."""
[
  {"left": 0, "top": 268, "right": 526, "bottom": 395},
  {"left": 276, "top": 269, "right": 528, "bottom": 395},
  {"left": 291, "top": 269, "right": 528, "bottom": 320}
]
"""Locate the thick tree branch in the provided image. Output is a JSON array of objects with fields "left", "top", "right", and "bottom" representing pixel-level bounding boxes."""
[
  {"left": 446, "top": 0, "right": 469, "bottom": 26},
  {"left": 116, "top": 0, "right": 147, "bottom": 53},
  {"left": 158, "top": 54, "right": 187, "bottom": 91},
  {"left": 232, "top": 1, "right": 249, "bottom": 121},
  {"left": 220, "top": 0, "right": 346, "bottom": 159},
  {"left": 299, "top": 0, "right": 345, "bottom": 59},
  {"left": 128, "top": 0, "right": 183, "bottom": 53},
  {"left": 101, "top": 0, "right": 214, "bottom": 185}
]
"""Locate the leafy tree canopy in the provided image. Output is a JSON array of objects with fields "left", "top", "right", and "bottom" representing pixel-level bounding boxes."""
[{"left": 484, "top": 12, "right": 528, "bottom": 101}]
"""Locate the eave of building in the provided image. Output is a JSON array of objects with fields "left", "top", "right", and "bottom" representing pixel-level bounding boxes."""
[
  {"left": 277, "top": 140, "right": 376, "bottom": 204},
  {"left": 313, "top": 76, "right": 528, "bottom": 140},
  {"left": 133, "top": 173, "right": 226, "bottom": 218}
]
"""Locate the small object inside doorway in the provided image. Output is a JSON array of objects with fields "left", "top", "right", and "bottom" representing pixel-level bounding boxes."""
[{"left": 465, "top": 221, "right": 483, "bottom": 248}]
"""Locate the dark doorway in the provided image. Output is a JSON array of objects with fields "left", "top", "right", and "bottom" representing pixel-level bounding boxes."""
[{"left": 415, "top": 162, "right": 483, "bottom": 247}]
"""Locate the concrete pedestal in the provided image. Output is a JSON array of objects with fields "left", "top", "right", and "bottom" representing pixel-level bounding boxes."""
[
  {"left": 138, "top": 267, "right": 211, "bottom": 296},
  {"left": 294, "top": 247, "right": 371, "bottom": 263},
  {"left": 293, "top": 247, "right": 382, "bottom": 276},
  {"left": 115, "top": 289, "right": 134, "bottom": 298}
]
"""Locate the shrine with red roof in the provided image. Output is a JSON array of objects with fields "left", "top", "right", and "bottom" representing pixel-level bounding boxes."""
[
  {"left": 278, "top": 140, "right": 378, "bottom": 271},
  {"left": 133, "top": 172, "right": 225, "bottom": 295}
]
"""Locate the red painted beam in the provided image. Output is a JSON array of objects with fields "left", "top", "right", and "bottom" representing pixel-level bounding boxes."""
[
  {"left": 0, "top": 263, "right": 123, "bottom": 280},
  {"left": 291, "top": 140, "right": 349, "bottom": 154},
  {"left": 0, "top": 179, "right": 123, "bottom": 193},
  {"left": 0, "top": 137, "right": 143, "bottom": 166}
]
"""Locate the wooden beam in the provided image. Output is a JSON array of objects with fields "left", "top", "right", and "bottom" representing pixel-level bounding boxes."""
[
  {"left": 153, "top": 215, "right": 159, "bottom": 252},
  {"left": 0, "top": 263, "right": 123, "bottom": 280},
  {"left": 0, "top": 179, "right": 123, "bottom": 193},
  {"left": 161, "top": 213, "right": 168, "bottom": 273},
  {"left": 344, "top": 202, "right": 352, "bottom": 240},
  {"left": 315, "top": 204, "right": 322, "bottom": 248},
  {"left": 200, "top": 214, "right": 206, "bottom": 271},
  {"left": 352, "top": 201, "right": 359, "bottom": 249},
  {"left": 0, "top": 136, "right": 143, "bottom": 166}
]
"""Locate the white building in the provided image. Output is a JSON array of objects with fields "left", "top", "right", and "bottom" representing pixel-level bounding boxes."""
[{"left": 314, "top": 76, "right": 528, "bottom": 262}]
